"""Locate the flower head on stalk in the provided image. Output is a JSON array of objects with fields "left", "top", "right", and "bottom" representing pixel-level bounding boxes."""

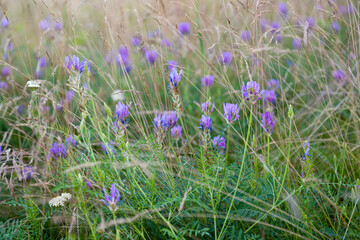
[
  {"left": 332, "top": 69, "right": 346, "bottom": 82},
  {"left": 199, "top": 115, "right": 212, "bottom": 133},
  {"left": 171, "top": 125, "right": 182, "bottom": 141},
  {"left": 22, "top": 166, "right": 34, "bottom": 181},
  {"left": 167, "top": 60, "right": 177, "bottom": 71},
  {"left": 178, "top": 22, "right": 191, "bottom": 35},
  {"left": 50, "top": 142, "right": 67, "bottom": 160},
  {"left": 219, "top": 52, "right": 232, "bottom": 66},
  {"left": 263, "top": 90, "right": 277, "bottom": 105},
  {"left": 201, "top": 75, "right": 214, "bottom": 88},
  {"left": 66, "top": 135, "right": 77, "bottom": 148},
  {"left": 168, "top": 68, "right": 183, "bottom": 112},
  {"left": 153, "top": 111, "right": 178, "bottom": 142},
  {"left": 223, "top": 103, "right": 240, "bottom": 123},
  {"left": 102, "top": 184, "right": 123, "bottom": 212},
  {"left": 268, "top": 79, "right": 279, "bottom": 90},
  {"left": 144, "top": 49, "right": 158, "bottom": 65},
  {"left": 241, "top": 30, "right": 251, "bottom": 42},
  {"left": 261, "top": 111, "right": 275, "bottom": 134},
  {"left": 278, "top": 2, "right": 288, "bottom": 18},
  {"left": 101, "top": 141, "right": 115, "bottom": 154},
  {"left": 113, "top": 101, "right": 130, "bottom": 134},
  {"left": 213, "top": 136, "right": 226, "bottom": 154},
  {"left": 201, "top": 101, "right": 214, "bottom": 116},
  {"left": 2, "top": 67, "right": 11, "bottom": 77},
  {"left": 242, "top": 81, "right": 262, "bottom": 103},
  {"left": 65, "top": 55, "right": 90, "bottom": 75},
  {"left": 300, "top": 141, "right": 311, "bottom": 161}
]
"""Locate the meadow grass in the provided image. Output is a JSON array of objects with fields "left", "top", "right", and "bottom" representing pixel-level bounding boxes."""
[{"left": 0, "top": 0, "right": 359, "bottom": 239}]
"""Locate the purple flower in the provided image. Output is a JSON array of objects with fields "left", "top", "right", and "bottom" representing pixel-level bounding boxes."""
[
  {"left": 85, "top": 180, "right": 93, "bottom": 189},
  {"left": 169, "top": 68, "right": 182, "bottom": 88},
  {"left": 17, "top": 105, "right": 25, "bottom": 115},
  {"left": 241, "top": 30, "right": 251, "bottom": 42},
  {"left": 144, "top": 49, "right": 158, "bottom": 64},
  {"left": 39, "top": 18, "right": 51, "bottom": 31},
  {"left": 331, "top": 21, "right": 340, "bottom": 33},
  {"left": 50, "top": 142, "right": 67, "bottom": 159},
  {"left": 54, "top": 21, "right": 62, "bottom": 31},
  {"left": 199, "top": 115, "right": 212, "bottom": 133},
  {"left": 270, "top": 22, "right": 280, "bottom": 33},
  {"left": 171, "top": 125, "right": 182, "bottom": 141},
  {"left": 131, "top": 36, "right": 141, "bottom": 46},
  {"left": 115, "top": 101, "right": 130, "bottom": 125},
  {"left": 167, "top": 60, "right": 177, "bottom": 71},
  {"left": 300, "top": 141, "right": 311, "bottom": 161},
  {"left": 103, "top": 184, "right": 123, "bottom": 211},
  {"left": 292, "top": 38, "right": 302, "bottom": 50},
  {"left": 263, "top": 90, "right": 277, "bottom": 104},
  {"left": 1, "top": 17, "right": 9, "bottom": 28},
  {"left": 268, "top": 79, "right": 279, "bottom": 90},
  {"left": 223, "top": 103, "right": 240, "bottom": 123},
  {"left": 116, "top": 47, "right": 131, "bottom": 72},
  {"left": 278, "top": 2, "right": 288, "bottom": 17},
  {"left": 0, "top": 146, "right": 2, "bottom": 153},
  {"left": 65, "top": 55, "right": 90, "bottom": 73},
  {"left": 332, "top": 69, "right": 346, "bottom": 81},
  {"left": 65, "top": 90, "right": 75, "bottom": 103},
  {"left": 201, "top": 75, "right": 214, "bottom": 88},
  {"left": 2, "top": 67, "right": 11, "bottom": 77},
  {"left": 178, "top": 22, "right": 191, "bottom": 35},
  {"left": 38, "top": 56, "right": 47, "bottom": 68},
  {"left": 0, "top": 81, "right": 9, "bottom": 90},
  {"left": 201, "top": 101, "right": 215, "bottom": 116},
  {"left": 213, "top": 136, "right": 226, "bottom": 154},
  {"left": 154, "top": 111, "right": 178, "bottom": 130},
  {"left": 101, "top": 141, "right": 115, "bottom": 154},
  {"left": 305, "top": 17, "right": 315, "bottom": 30},
  {"left": 242, "top": 81, "right": 262, "bottom": 102},
  {"left": 219, "top": 52, "right": 232, "bottom": 66},
  {"left": 22, "top": 166, "right": 34, "bottom": 181},
  {"left": 261, "top": 111, "right": 275, "bottom": 134},
  {"left": 161, "top": 39, "right": 171, "bottom": 48},
  {"left": 66, "top": 135, "right": 77, "bottom": 148},
  {"left": 56, "top": 102, "right": 63, "bottom": 112}
]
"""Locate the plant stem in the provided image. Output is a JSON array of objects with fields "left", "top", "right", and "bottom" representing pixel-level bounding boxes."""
[{"left": 218, "top": 104, "right": 253, "bottom": 239}]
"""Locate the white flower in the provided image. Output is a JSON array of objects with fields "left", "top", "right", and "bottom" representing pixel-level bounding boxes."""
[
  {"left": 111, "top": 90, "right": 125, "bottom": 101},
  {"left": 49, "top": 193, "right": 72, "bottom": 207},
  {"left": 27, "top": 80, "right": 42, "bottom": 89}
]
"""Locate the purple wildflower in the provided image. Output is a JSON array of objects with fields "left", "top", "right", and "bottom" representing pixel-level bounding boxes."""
[
  {"left": 103, "top": 184, "right": 123, "bottom": 211},
  {"left": 22, "top": 166, "right": 34, "bottom": 181},
  {"left": 270, "top": 22, "right": 280, "bottom": 34},
  {"left": 331, "top": 21, "right": 340, "bottom": 33},
  {"left": 167, "top": 60, "right": 177, "bottom": 71},
  {"left": 65, "top": 55, "right": 90, "bottom": 74},
  {"left": 292, "top": 38, "right": 302, "bottom": 50},
  {"left": 261, "top": 111, "right": 275, "bottom": 134},
  {"left": 223, "top": 103, "right": 240, "bottom": 123},
  {"left": 131, "top": 36, "right": 141, "bottom": 46},
  {"left": 115, "top": 101, "right": 130, "bottom": 125},
  {"left": 241, "top": 30, "right": 251, "bottom": 42},
  {"left": 332, "top": 69, "right": 346, "bottom": 81},
  {"left": 85, "top": 180, "right": 93, "bottom": 189},
  {"left": 54, "top": 21, "right": 62, "bottom": 31},
  {"left": 50, "top": 142, "right": 67, "bottom": 159},
  {"left": 178, "top": 22, "right": 191, "bottom": 35},
  {"left": 161, "top": 39, "right": 171, "bottom": 48},
  {"left": 66, "top": 135, "right": 77, "bottom": 148},
  {"left": 300, "top": 141, "right": 311, "bottom": 161},
  {"left": 199, "top": 115, "right": 212, "bottom": 133},
  {"left": 305, "top": 17, "right": 316, "bottom": 30},
  {"left": 263, "top": 90, "right": 277, "bottom": 104},
  {"left": 116, "top": 46, "right": 131, "bottom": 72},
  {"left": 101, "top": 141, "right": 115, "bottom": 154},
  {"left": 169, "top": 68, "right": 182, "bottom": 88},
  {"left": 201, "top": 75, "right": 214, "bottom": 88},
  {"left": 213, "top": 136, "right": 226, "bottom": 154},
  {"left": 144, "top": 49, "right": 158, "bottom": 64},
  {"left": 153, "top": 111, "right": 178, "bottom": 142},
  {"left": 1, "top": 17, "right": 9, "bottom": 28},
  {"left": 39, "top": 18, "right": 51, "bottom": 31},
  {"left": 201, "top": 101, "right": 215, "bottom": 116},
  {"left": 278, "top": 2, "right": 288, "bottom": 17},
  {"left": 242, "top": 81, "right": 262, "bottom": 103},
  {"left": 171, "top": 125, "right": 182, "bottom": 141},
  {"left": 2, "top": 67, "right": 11, "bottom": 77},
  {"left": 219, "top": 52, "right": 232, "bottom": 66},
  {"left": 65, "top": 90, "right": 75, "bottom": 103},
  {"left": 17, "top": 105, "right": 25, "bottom": 115},
  {"left": 38, "top": 56, "right": 47, "bottom": 68},
  {"left": 268, "top": 79, "right": 279, "bottom": 90},
  {"left": 0, "top": 81, "right": 9, "bottom": 90}
]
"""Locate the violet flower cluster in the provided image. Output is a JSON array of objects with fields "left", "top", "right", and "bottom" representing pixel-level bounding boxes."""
[
  {"left": 103, "top": 184, "right": 123, "bottom": 212},
  {"left": 212, "top": 136, "right": 226, "bottom": 154},
  {"left": 153, "top": 111, "right": 178, "bottom": 143},
  {"left": 261, "top": 111, "right": 275, "bottom": 134},
  {"left": 223, "top": 103, "right": 240, "bottom": 123},
  {"left": 113, "top": 101, "right": 130, "bottom": 134},
  {"left": 242, "top": 81, "right": 262, "bottom": 103}
]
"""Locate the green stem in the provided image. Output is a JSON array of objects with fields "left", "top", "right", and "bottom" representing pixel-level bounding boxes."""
[{"left": 218, "top": 104, "right": 253, "bottom": 239}]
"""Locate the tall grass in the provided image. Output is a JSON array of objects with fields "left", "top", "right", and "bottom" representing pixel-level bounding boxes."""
[{"left": 0, "top": 0, "right": 359, "bottom": 239}]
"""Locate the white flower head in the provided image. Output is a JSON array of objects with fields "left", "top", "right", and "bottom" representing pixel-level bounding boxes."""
[
  {"left": 27, "top": 80, "right": 42, "bottom": 89},
  {"left": 49, "top": 193, "right": 72, "bottom": 207},
  {"left": 111, "top": 90, "right": 125, "bottom": 101}
]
